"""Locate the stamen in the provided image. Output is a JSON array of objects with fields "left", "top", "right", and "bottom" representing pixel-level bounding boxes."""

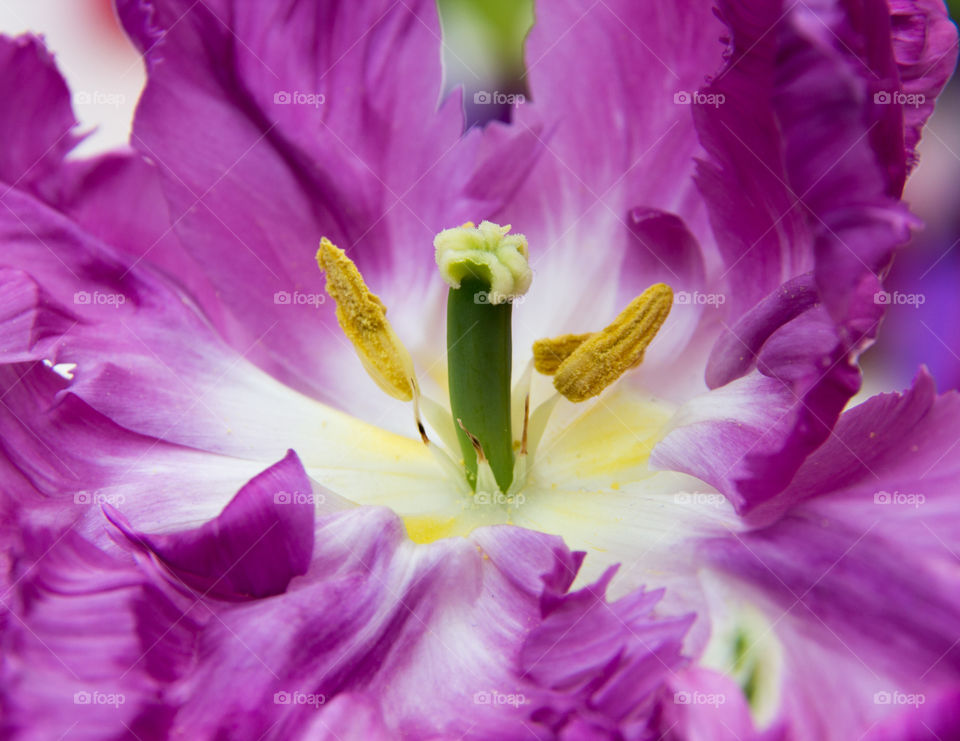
[
  {"left": 549, "top": 283, "right": 673, "bottom": 402},
  {"left": 521, "top": 393, "right": 530, "bottom": 456},
  {"left": 411, "top": 379, "right": 430, "bottom": 444},
  {"left": 457, "top": 418, "right": 487, "bottom": 462},
  {"left": 532, "top": 333, "right": 592, "bottom": 375},
  {"left": 316, "top": 238, "right": 416, "bottom": 401}
]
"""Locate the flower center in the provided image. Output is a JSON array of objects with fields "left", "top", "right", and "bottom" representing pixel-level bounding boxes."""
[{"left": 316, "top": 221, "right": 674, "bottom": 504}]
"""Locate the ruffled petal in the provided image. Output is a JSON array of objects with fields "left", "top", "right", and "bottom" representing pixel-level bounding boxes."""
[
  {"left": 2, "top": 501, "right": 692, "bottom": 739},
  {"left": 0, "top": 36, "right": 81, "bottom": 192},
  {"left": 0, "top": 360, "right": 267, "bottom": 536},
  {"left": 650, "top": 0, "right": 951, "bottom": 510},
  {"left": 107, "top": 450, "right": 315, "bottom": 600},
  {"left": 889, "top": 0, "right": 959, "bottom": 169},
  {"left": 0, "top": 528, "right": 176, "bottom": 740},
  {"left": 0, "top": 189, "right": 452, "bottom": 548},
  {"left": 655, "top": 299, "right": 863, "bottom": 508},
  {"left": 0, "top": 269, "right": 77, "bottom": 363},
  {"left": 699, "top": 369, "right": 960, "bottom": 738}
]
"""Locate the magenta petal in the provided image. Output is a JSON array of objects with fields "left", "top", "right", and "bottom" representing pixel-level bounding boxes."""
[
  {"left": 107, "top": 450, "right": 314, "bottom": 600},
  {"left": 621, "top": 208, "right": 707, "bottom": 297},
  {"left": 510, "top": 0, "right": 724, "bottom": 206},
  {"left": 297, "top": 694, "right": 394, "bottom": 740},
  {"left": 0, "top": 35, "right": 81, "bottom": 192},
  {"left": 1, "top": 528, "right": 176, "bottom": 739},
  {"left": 705, "top": 274, "right": 820, "bottom": 389},
  {"left": 656, "top": 668, "right": 758, "bottom": 739},
  {"left": 3, "top": 505, "right": 692, "bottom": 739},
  {"left": 866, "top": 686, "right": 960, "bottom": 741},
  {"left": 655, "top": 0, "right": 949, "bottom": 510},
  {"left": 521, "top": 568, "right": 692, "bottom": 735},
  {"left": 43, "top": 151, "right": 224, "bottom": 324},
  {"left": 757, "top": 366, "right": 960, "bottom": 519},
  {"left": 889, "top": 0, "right": 959, "bottom": 169},
  {"left": 700, "top": 370, "right": 960, "bottom": 737},
  {"left": 114, "top": 0, "right": 539, "bottom": 417},
  {"left": 0, "top": 269, "right": 77, "bottom": 363}
]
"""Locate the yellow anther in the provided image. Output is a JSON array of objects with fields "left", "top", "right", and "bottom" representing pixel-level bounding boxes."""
[
  {"left": 550, "top": 283, "right": 673, "bottom": 402},
  {"left": 532, "top": 333, "right": 592, "bottom": 375},
  {"left": 316, "top": 238, "right": 415, "bottom": 401}
]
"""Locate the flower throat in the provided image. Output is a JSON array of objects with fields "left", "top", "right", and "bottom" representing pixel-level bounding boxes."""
[{"left": 316, "top": 221, "right": 672, "bottom": 496}]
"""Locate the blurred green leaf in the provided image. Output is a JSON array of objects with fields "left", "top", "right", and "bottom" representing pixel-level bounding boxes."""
[{"left": 436, "top": 0, "right": 533, "bottom": 90}]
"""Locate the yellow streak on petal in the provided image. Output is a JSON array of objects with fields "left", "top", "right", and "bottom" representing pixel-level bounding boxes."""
[
  {"left": 532, "top": 333, "right": 593, "bottom": 375},
  {"left": 553, "top": 283, "right": 673, "bottom": 402},
  {"left": 402, "top": 515, "right": 460, "bottom": 544},
  {"left": 316, "top": 238, "right": 414, "bottom": 401}
]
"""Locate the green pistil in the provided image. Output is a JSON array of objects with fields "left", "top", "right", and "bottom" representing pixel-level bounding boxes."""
[
  {"left": 435, "top": 221, "right": 532, "bottom": 493},
  {"left": 447, "top": 278, "right": 515, "bottom": 491}
]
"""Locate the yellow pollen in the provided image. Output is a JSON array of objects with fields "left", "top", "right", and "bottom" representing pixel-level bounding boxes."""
[
  {"left": 532, "top": 333, "right": 592, "bottom": 375},
  {"left": 316, "top": 238, "right": 415, "bottom": 401},
  {"left": 548, "top": 283, "right": 673, "bottom": 402}
]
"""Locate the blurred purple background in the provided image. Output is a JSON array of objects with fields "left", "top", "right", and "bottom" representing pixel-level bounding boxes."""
[{"left": 866, "top": 78, "right": 960, "bottom": 395}]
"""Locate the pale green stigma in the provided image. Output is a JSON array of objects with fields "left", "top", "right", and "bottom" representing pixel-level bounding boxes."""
[{"left": 434, "top": 221, "right": 532, "bottom": 304}]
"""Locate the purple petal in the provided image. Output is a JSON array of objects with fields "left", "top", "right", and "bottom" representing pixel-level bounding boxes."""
[
  {"left": 889, "top": 0, "right": 959, "bottom": 170},
  {"left": 0, "top": 35, "right": 81, "bottom": 192},
  {"left": 494, "top": 1, "right": 723, "bottom": 350},
  {"left": 0, "top": 528, "right": 175, "bottom": 739},
  {"left": 866, "top": 686, "right": 960, "bottom": 741},
  {"left": 653, "top": 0, "right": 947, "bottom": 510},
  {"left": 705, "top": 274, "right": 820, "bottom": 389},
  {"left": 521, "top": 567, "right": 692, "bottom": 733},
  {"left": 699, "top": 369, "right": 960, "bottom": 737},
  {"left": 654, "top": 668, "right": 758, "bottom": 739},
  {"left": 43, "top": 151, "right": 224, "bottom": 326},
  {"left": 114, "top": 0, "right": 539, "bottom": 421},
  {"left": 3, "top": 504, "right": 692, "bottom": 739},
  {"left": 106, "top": 450, "right": 314, "bottom": 600},
  {"left": 0, "top": 269, "right": 77, "bottom": 363}
]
